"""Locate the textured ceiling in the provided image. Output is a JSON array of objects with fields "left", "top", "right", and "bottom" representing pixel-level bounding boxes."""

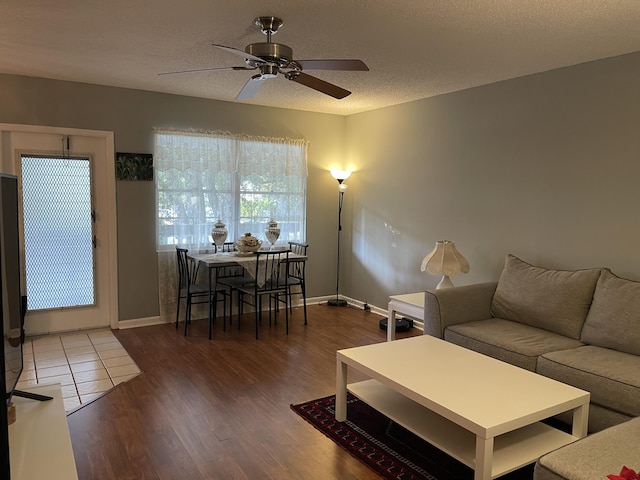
[{"left": 2, "top": 1, "right": 640, "bottom": 115}]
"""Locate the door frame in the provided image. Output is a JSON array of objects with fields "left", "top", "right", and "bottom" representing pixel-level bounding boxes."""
[{"left": 0, "top": 123, "right": 118, "bottom": 331}]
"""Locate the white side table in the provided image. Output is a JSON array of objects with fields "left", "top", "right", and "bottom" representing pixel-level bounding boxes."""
[{"left": 386, "top": 292, "right": 425, "bottom": 341}]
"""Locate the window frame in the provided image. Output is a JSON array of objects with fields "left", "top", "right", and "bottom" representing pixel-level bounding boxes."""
[{"left": 154, "top": 129, "right": 308, "bottom": 251}]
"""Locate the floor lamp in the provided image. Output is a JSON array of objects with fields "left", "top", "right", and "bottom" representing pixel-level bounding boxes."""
[{"left": 328, "top": 170, "right": 351, "bottom": 306}]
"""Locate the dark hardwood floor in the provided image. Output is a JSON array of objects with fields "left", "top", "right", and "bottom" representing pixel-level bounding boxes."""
[{"left": 67, "top": 304, "right": 420, "bottom": 479}]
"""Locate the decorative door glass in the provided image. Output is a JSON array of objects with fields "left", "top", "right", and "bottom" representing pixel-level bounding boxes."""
[{"left": 20, "top": 155, "right": 95, "bottom": 311}]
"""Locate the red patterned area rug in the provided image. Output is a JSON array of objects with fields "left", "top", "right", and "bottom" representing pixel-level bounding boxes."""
[{"left": 291, "top": 394, "right": 535, "bottom": 480}]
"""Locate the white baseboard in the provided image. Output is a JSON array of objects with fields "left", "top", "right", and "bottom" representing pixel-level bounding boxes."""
[
  {"left": 116, "top": 295, "right": 423, "bottom": 332},
  {"left": 118, "top": 316, "right": 166, "bottom": 329}
]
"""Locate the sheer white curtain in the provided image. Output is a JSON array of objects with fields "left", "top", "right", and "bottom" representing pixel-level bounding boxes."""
[
  {"left": 236, "top": 135, "right": 308, "bottom": 243},
  {"left": 154, "top": 128, "right": 308, "bottom": 323},
  {"left": 155, "top": 128, "right": 236, "bottom": 251}
]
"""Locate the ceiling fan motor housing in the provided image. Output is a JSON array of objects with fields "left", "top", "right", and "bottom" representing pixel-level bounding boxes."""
[{"left": 245, "top": 42, "right": 293, "bottom": 67}]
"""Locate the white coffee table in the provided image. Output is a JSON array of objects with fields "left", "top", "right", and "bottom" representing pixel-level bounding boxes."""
[{"left": 336, "top": 336, "right": 590, "bottom": 480}]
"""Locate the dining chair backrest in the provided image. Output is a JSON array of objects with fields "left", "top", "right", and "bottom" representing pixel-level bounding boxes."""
[
  {"left": 214, "top": 242, "right": 236, "bottom": 253},
  {"left": 288, "top": 242, "right": 308, "bottom": 257},
  {"left": 176, "top": 247, "right": 199, "bottom": 289},
  {"left": 176, "top": 247, "right": 189, "bottom": 289},
  {"left": 253, "top": 250, "right": 290, "bottom": 290},
  {"left": 287, "top": 242, "right": 308, "bottom": 280},
  {"left": 214, "top": 242, "right": 247, "bottom": 280}
]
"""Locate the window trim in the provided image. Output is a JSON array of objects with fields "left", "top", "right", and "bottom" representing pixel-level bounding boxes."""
[{"left": 154, "top": 128, "right": 308, "bottom": 252}]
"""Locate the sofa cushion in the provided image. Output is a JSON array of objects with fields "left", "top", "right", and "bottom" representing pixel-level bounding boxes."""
[
  {"left": 444, "top": 318, "right": 584, "bottom": 371},
  {"left": 537, "top": 345, "right": 640, "bottom": 418},
  {"left": 575, "top": 402, "right": 633, "bottom": 433},
  {"left": 580, "top": 269, "right": 640, "bottom": 356},
  {"left": 533, "top": 416, "right": 640, "bottom": 480},
  {"left": 491, "top": 254, "right": 601, "bottom": 339}
]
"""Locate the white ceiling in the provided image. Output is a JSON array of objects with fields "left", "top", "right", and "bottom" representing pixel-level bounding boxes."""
[{"left": 2, "top": 1, "right": 640, "bottom": 116}]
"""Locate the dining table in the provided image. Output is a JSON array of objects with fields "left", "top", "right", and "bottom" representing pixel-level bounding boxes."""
[{"left": 188, "top": 248, "right": 307, "bottom": 339}]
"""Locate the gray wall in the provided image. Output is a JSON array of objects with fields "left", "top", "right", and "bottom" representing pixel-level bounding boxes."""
[
  {"left": 2, "top": 50, "right": 639, "bottom": 322},
  {"left": 344, "top": 51, "right": 640, "bottom": 308},
  {"left": 0, "top": 75, "right": 345, "bottom": 321}
]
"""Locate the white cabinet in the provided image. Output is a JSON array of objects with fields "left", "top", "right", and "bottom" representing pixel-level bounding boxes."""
[{"left": 8, "top": 383, "right": 78, "bottom": 480}]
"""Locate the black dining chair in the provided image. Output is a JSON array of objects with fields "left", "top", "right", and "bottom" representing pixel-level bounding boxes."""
[
  {"left": 175, "top": 247, "right": 225, "bottom": 336},
  {"left": 215, "top": 242, "right": 254, "bottom": 326},
  {"left": 285, "top": 241, "right": 308, "bottom": 325},
  {"left": 236, "top": 250, "right": 290, "bottom": 339}
]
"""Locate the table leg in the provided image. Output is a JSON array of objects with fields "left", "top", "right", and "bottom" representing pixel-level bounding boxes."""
[
  {"left": 571, "top": 402, "right": 589, "bottom": 438},
  {"left": 474, "top": 435, "right": 494, "bottom": 480},
  {"left": 387, "top": 302, "right": 397, "bottom": 342},
  {"left": 335, "top": 358, "right": 348, "bottom": 421}
]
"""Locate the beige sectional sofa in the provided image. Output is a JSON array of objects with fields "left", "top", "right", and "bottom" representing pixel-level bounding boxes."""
[
  {"left": 423, "top": 254, "right": 640, "bottom": 433},
  {"left": 533, "top": 416, "right": 640, "bottom": 480},
  {"left": 423, "top": 254, "right": 640, "bottom": 479}
]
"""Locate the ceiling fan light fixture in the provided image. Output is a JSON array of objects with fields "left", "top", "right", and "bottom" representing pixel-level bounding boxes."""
[{"left": 259, "top": 64, "right": 279, "bottom": 79}]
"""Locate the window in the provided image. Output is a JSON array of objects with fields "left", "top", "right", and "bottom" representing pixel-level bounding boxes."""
[{"left": 154, "top": 129, "right": 308, "bottom": 251}]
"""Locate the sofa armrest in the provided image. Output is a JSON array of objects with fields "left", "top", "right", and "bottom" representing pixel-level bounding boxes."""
[{"left": 423, "top": 282, "right": 498, "bottom": 338}]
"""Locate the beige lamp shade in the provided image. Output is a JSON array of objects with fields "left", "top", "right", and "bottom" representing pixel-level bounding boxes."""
[{"left": 421, "top": 240, "right": 470, "bottom": 289}]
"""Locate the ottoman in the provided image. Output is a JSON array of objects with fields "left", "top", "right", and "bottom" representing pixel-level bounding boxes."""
[{"left": 534, "top": 416, "right": 640, "bottom": 480}]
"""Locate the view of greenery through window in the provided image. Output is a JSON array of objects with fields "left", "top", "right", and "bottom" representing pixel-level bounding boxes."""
[{"left": 154, "top": 130, "right": 307, "bottom": 250}]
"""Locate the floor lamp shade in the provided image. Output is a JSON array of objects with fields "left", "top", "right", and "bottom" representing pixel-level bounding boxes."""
[
  {"left": 421, "top": 240, "right": 470, "bottom": 289},
  {"left": 330, "top": 169, "right": 351, "bottom": 183}
]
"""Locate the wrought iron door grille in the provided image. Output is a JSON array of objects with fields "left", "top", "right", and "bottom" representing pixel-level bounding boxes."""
[{"left": 20, "top": 155, "right": 96, "bottom": 311}]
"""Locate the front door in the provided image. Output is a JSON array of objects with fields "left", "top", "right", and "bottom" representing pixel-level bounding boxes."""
[{"left": 0, "top": 125, "right": 117, "bottom": 334}]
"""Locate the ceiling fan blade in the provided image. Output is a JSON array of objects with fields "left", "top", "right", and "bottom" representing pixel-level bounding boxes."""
[
  {"left": 295, "top": 59, "right": 369, "bottom": 71},
  {"left": 158, "top": 66, "right": 255, "bottom": 76},
  {"left": 236, "top": 75, "right": 266, "bottom": 100},
  {"left": 286, "top": 72, "right": 351, "bottom": 99},
  {"left": 213, "top": 44, "right": 265, "bottom": 64}
]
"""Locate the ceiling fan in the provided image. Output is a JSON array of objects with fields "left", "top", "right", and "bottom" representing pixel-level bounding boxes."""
[{"left": 159, "top": 16, "right": 369, "bottom": 100}]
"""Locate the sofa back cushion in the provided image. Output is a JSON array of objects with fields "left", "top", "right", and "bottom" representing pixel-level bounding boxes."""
[
  {"left": 580, "top": 269, "right": 640, "bottom": 355},
  {"left": 491, "top": 254, "right": 601, "bottom": 339}
]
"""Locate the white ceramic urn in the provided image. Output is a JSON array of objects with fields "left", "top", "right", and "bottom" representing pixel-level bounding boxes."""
[
  {"left": 265, "top": 219, "right": 280, "bottom": 246},
  {"left": 211, "top": 220, "right": 228, "bottom": 248}
]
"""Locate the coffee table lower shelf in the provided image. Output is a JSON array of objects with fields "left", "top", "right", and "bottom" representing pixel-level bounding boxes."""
[{"left": 347, "top": 379, "right": 579, "bottom": 479}]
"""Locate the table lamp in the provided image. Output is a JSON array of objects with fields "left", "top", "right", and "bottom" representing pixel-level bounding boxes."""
[{"left": 420, "top": 240, "right": 470, "bottom": 289}]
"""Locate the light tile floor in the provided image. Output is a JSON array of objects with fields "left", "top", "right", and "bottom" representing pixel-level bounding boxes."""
[{"left": 15, "top": 329, "right": 142, "bottom": 413}]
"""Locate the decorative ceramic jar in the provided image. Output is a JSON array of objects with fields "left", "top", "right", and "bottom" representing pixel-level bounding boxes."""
[
  {"left": 234, "top": 232, "right": 262, "bottom": 254},
  {"left": 265, "top": 219, "right": 281, "bottom": 246},
  {"left": 211, "top": 220, "right": 228, "bottom": 248}
]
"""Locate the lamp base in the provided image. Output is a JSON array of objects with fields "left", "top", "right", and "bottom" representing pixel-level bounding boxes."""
[
  {"left": 327, "top": 298, "right": 347, "bottom": 307},
  {"left": 436, "top": 275, "right": 454, "bottom": 289}
]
